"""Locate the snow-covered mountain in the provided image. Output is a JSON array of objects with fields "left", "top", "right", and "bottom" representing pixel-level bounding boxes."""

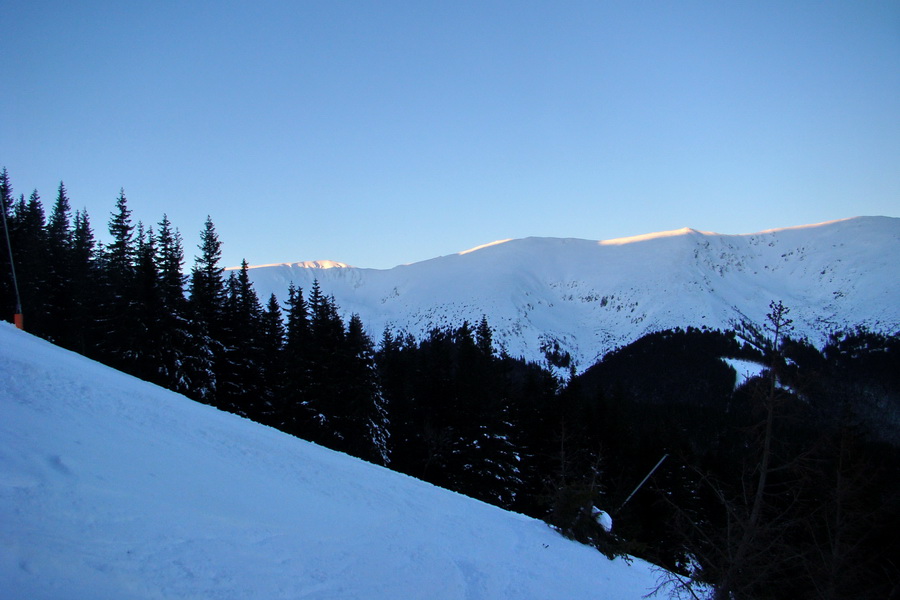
[
  {"left": 0, "top": 323, "right": 663, "bottom": 599},
  {"left": 243, "top": 216, "right": 900, "bottom": 371}
]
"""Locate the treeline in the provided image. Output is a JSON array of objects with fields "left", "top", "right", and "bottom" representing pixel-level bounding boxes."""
[
  {"left": 0, "top": 170, "right": 573, "bottom": 522},
  {"left": 3, "top": 170, "right": 900, "bottom": 598}
]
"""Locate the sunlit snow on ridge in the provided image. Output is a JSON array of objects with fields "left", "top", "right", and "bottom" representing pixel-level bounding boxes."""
[
  {"left": 598, "top": 227, "right": 706, "bottom": 246},
  {"left": 228, "top": 259, "right": 353, "bottom": 271},
  {"left": 597, "top": 218, "right": 858, "bottom": 247},
  {"left": 458, "top": 239, "right": 514, "bottom": 255}
]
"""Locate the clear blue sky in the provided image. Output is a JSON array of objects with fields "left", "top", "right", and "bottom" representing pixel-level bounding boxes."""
[{"left": 2, "top": 1, "right": 898, "bottom": 270}]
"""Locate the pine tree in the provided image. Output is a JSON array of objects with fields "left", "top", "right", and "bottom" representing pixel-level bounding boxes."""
[
  {"left": 258, "top": 293, "right": 286, "bottom": 424},
  {"left": 69, "top": 209, "right": 100, "bottom": 356},
  {"left": 105, "top": 189, "right": 136, "bottom": 282},
  {"left": 476, "top": 315, "right": 494, "bottom": 356},
  {"left": 304, "top": 281, "right": 349, "bottom": 445},
  {"left": 341, "top": 314, "right": 390, "bottom": 464},
  {"left": 189, "top": 216, "right": 226, "bottom": 333},
  {"left": 156, "top": 215, "right": 186, "bottom": 307},
  {"left": 153, "top": 214, "right": 195, "bottom": 395},
  {"left": 132, "top": 223, "right": 164, "bottom": 381},
  {"left": 218, "top": 260, "right": 265, "bottom": 417},
  {"left": 277, "top": 283, "right": 312, "bottom": 435},
  {"left": 15, "top": 191, "right": 49, "bottom": 336},
  {"left": 98, "top": 190, "right": 139, "bottom": 371},
  {"left": 187, "top": 216, "right": 227, "bottom": 405}
]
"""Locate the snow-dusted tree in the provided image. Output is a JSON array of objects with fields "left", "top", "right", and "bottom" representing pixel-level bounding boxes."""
[
  {"left": 187, "top": 216, "right": 227, "bottom": 405},
  {"left": 150, "top": 215, "right": 196, "bottom": 394},
  {"left": 341, "top": 313, "right": 390, "bottom": 465}
]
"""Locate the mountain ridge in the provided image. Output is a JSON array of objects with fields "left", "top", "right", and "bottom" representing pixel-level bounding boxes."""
[{"left": 242, "top": 216, "right": 900, "bottom": 371}]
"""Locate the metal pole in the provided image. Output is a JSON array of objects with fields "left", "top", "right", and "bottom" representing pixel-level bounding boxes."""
[
  {"left": 0, "top": 192, "right": 23, "bottom": 329},
  {"left": 615, "top": 453, "right": 669, "bottom": 515}
]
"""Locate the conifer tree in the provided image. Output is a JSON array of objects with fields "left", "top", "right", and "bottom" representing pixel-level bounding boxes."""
[
  {"left": 278, "top": 283, "right": 312, "bottom": 435},
  {"left": 105, "top": 189, "right": 136, "bottom": 284},
  {"left": 187, "top": 216, "right": 226, "bottom": 405},
  {"left": 303, "top": 280, "right": 347, "bottom": 444},
  {"left": 69, "top": 209, "right": 100, "bottom": 356},
  {"left": 258, "top": 293, "right": 286, "bottom": 424},
  {"left": 476, "top": 315, "right": 494, "bottom": 356},
  {"left": 218, "top": 260, "right": 265, "bottom": 417},
  {"left": 341, "top": 314, "right": 390, "bottom": 464},
  {"left": 189, "top": 216, "right": 226, "bottom": 333},
  {"left": 44, "top": 182, "right": 77, "bottom": 346},
  {"left": 15, "top": 191, "right": 49, "bottom": 335},
  {"left": 98, "top": 190, "right": 139, "bottom": 371},
  {"left": 156, "top": 215, "right": 186, "bottom": 312},
  {"left": 153, "top": 214, "right": 195, "bottom": 394},
  {"left": 131, "top": 223, "right": 164, "bottom": 381}
]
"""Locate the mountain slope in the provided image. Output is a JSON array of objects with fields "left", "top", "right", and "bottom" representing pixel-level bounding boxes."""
[
  {"left": 244, "top": 216, "right": 900, "bottom": 370},
  {"left": 0, "top": 324, "right": 662, "bottom": 599}
]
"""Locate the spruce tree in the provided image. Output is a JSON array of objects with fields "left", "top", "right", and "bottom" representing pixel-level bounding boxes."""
[
  {"left": 99, "top": 190, "right": 138, "bottom": 371},
  {"left": 305, "top": 281, "right": 348, "bottom": 445},
  {"left": 154, "top": 214, "right": 195, "bottom": 394},
  {"left": 258, "top": 293, "right": 286, "bottom": 424},
  {"left": 187, "top": 216, "right": 227, "bottom": 405},
  {"left": 105, "top": 189, "right": 135, "bottom": 282},
  {"left": 70, "top": 209, "right": 100, "bottom": 356},
  {"left": 476, "top": 315, "right": 494, "bottom": 356},
  {"left": 218, "top": 260, "right": 265, "bottom": 418},
  {"left": 132, "top": 223, "right": 164, "bottom": 381},
  {"left": 44, "top": 182, "right": 77, "bottom": 346},
  {"left": 342, "top": 314, "right": 390, "bottom": 464},
  {"left": 15, "top": 191, "right": 49, "bottom": 336},
  {"left": 278, "top": 283, "right": 312, "bottom": 435},
  {"left": 189, "top": 216, "right": 226, "bottom": 333}
]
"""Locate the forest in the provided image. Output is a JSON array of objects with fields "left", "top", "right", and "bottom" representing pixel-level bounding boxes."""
[{"left": 2, "top": 169, "right": 898, "bottom": 599}]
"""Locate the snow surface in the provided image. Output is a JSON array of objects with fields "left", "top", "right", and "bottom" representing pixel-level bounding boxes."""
[
  {"left": 0, "top": 324, "right": 663, "bottom": 599},
  {"left": 722, "top": 358, "right": 766, "bottom": 390},
  {"left": 240, "top": 217, "right": 900, "bottom": 371}
]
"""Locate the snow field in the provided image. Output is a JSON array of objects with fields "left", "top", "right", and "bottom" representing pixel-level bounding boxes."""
[{"left": 0, "top": 323, "right": 662, "bottom": 599}]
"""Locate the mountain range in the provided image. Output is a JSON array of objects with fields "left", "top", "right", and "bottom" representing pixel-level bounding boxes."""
[{"left": 242, "top": 216, "right": 900, "bottom": 371}]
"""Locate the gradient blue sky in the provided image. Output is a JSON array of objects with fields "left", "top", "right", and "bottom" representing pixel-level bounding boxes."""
[{"left": 2, "top": 1, "right": 898, "bottom": 269}]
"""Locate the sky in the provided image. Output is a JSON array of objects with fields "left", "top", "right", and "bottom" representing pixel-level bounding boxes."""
[{"left": 2, "top": 1, "right": 898, "bottom": 270}]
